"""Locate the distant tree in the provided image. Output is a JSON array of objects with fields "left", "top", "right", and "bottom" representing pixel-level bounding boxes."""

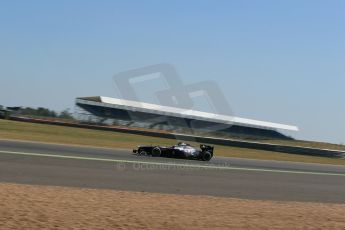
[
  {"left": 19, "top": 107, "right": 58, "bottom": 118},
  {"left": 50, "top": 110, "right": 58, "bottom": 118},
  {"left": 58, "top": 109, "right": 74, "bottom": 120},
  {"left": 21, "top": 107, "right": 36, "bottom": 116},
  {"left": 36, "top": 107, "right": 56, "bottom": 117}
]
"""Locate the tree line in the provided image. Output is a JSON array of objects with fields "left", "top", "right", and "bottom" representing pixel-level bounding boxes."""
[{"left": 18, "top": 107, "right": 74, "bottom": 120}]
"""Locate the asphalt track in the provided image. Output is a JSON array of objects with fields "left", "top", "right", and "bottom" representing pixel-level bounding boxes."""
[{"left": 1, "top": 139, "right": 345, "bottom": 203}]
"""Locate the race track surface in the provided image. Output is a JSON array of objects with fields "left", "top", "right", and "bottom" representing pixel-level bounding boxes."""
[{"left": 1, "top": 139, "right": 345, "bottom": 203}]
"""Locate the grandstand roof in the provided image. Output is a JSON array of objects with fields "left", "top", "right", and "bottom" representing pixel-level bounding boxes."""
[{"left": 76, "top": 96, "right": 299, "bottom": 132}]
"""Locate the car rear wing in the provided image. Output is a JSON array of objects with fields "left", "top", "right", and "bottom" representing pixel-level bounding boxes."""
[{"left": 200, "top": 144, "right": 214, "bottom": 153}]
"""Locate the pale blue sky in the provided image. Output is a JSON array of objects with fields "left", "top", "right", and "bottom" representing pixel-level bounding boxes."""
[{"left": 0, "top": 0, "right": 344, "bottom": 144}]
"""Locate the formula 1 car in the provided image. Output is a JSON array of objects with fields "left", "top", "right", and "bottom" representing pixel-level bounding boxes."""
[{"left": 133, "top": 142, "right": 214, "bottom": 161}]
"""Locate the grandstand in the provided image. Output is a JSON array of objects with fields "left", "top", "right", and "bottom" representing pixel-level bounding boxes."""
[{"left": 75, "top": 96, "right": 299, "bottom": 140}]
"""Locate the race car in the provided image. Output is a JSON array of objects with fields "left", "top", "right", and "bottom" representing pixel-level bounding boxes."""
[{"left": 133, "top": 142, "right": 214, "bottom": 161}]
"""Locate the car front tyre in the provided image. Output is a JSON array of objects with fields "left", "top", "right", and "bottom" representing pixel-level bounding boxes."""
[
  {"left": 152, "top": 147, "right": 162, "bottom": 157},
  {"left": 138, "top": 150, "right": 148, "bottom": 156}
]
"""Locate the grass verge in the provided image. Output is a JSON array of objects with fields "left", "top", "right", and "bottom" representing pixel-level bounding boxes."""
[{"left": 0, "top": 119, "right": 344, "bottom": 165}]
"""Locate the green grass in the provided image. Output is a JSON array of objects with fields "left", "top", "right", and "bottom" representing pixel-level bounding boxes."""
[
  {"left": 252, "top": 139, "right": 345, "bottom": 151},
  {"left": 0, "top": 119, "right": 344, "bottom": 165}
]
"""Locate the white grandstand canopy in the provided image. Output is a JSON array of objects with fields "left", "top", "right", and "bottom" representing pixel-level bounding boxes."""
[{"left": 76, "top": 96, "right": 299, "bottom": 132}]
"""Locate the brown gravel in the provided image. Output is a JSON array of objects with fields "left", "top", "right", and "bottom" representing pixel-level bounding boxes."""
[{"left": 0, "top": 183, "right": 344, "bottom": 230}]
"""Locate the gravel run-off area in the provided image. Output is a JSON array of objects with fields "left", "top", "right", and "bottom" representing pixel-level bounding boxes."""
[{"left": 1, "top": 183, "right": 344, "bottom": 230}]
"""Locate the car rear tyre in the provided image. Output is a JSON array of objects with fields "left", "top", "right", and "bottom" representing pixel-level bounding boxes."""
[
  {"left": 152, "top": 147, "right": 162, "bottom": 157},
  {"left": 201, "top": 151, "right": 212, "bottom": 161}
]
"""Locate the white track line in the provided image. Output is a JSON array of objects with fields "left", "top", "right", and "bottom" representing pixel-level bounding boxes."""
[{"left": 0, "top": 150, "right": 344, "bottom": 177}]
